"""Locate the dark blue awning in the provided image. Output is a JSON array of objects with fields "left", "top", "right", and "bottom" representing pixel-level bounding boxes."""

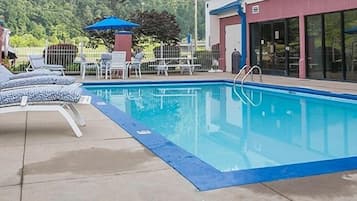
[{"left": 209, "top": 1, "right": 241, "bottom": 15}]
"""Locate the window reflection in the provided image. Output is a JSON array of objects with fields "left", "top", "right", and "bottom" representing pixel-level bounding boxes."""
[{"left": 306, "top": 15, "right": 324, "bottom": 79}]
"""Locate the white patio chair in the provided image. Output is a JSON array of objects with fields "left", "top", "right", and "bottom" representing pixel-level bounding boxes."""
[
  {"left": 109, "top": 51, "right": 127, "bottom": 79},
  {"left": 157, "top": 60, "right": 168, "bottom": 76},
  {"left": 27, "top": 55, "right": 65, "bottom": 75},
  {"left": 0, "top": 84, "right": 91, "bottom": 137},
  {"left": 99, "top": 53, "right": 112, "bottom": 79},
  {"left": 130, "top": 51, "right": 144, "bottom": 78},
  {"left": 79, "top": 55, "right": 100, "bottom": 80}
]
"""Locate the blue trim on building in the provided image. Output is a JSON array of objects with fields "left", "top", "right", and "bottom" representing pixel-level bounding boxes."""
[
  {"left": 83, "top": 80, "right": 357, "bottom": 191},
  {"left": 237, "top": 3, "right": 247, "bottom": 68},
  {"left": 209, "top": 1, "right": 241, "bottom": 15},
  {"left": 209, "top": 1, "right": 246, "bottom": 68}
]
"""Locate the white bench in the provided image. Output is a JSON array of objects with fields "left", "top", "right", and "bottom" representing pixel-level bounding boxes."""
[{"left": 149, "top": 57, "right": 201, "bottom": 76}]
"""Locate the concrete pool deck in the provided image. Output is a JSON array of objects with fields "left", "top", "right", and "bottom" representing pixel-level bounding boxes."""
[{"left": 1, "top": 72, "right": 357, "bottom": 201}]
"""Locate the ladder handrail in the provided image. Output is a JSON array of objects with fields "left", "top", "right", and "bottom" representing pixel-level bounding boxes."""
[
  {"left": 233, "top": 64, "right": 249, "bottom": 85},
  {"left": 241, "top": 65, "right": 262, "bottom": 85},
  {"left": 232, "top": 84, "right": 263, "bottom": 106},
  {"left": 233, "top": 85, "right": 248, "bottom": 105},
  {"left": 240, "top": 87, "right": 263, "bottom": 107},
  {"left": 232, "top": 65, "right": 263, "bottom": 106}
]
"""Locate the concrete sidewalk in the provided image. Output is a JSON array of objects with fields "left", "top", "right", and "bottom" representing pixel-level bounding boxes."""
[{"left": 1, "top": 73, "right": 357, "bottom": 201}]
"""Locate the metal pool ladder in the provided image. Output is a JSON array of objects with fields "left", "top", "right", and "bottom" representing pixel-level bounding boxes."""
[
  {"left": 240, "top": 65, "right": 262, "bottom": 85},
  {"left": 233, "top": 65, "right": 263, "bottom": 106},
  {"left": 233, "top": 64, "right": 249, "bottom": 85}
]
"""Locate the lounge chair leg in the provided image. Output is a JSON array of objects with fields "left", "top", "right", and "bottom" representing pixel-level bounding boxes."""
[
  {"left": 0, "top": 105, "right": 83, "bottom": 138},
  {"left": 66, "top": 104, "right": 86, "bottom": 126},
  {"left": 57, "top": 107, "right": 83, "bottom": 137}
]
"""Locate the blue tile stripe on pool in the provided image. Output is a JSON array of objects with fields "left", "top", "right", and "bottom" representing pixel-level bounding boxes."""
[{"left": 82, "top": 80, "right": 357, "bottom": 191}]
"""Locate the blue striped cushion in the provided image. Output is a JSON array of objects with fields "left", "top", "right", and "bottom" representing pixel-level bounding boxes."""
[
  {"left": 10, "top": 69, "right": 62, "bottom": 80},
  {"left": 0, "top": 84, "right": 82, "bottom": 105},
  {"left": 0, "top": 76, "right": 76, "bottom": 90}
]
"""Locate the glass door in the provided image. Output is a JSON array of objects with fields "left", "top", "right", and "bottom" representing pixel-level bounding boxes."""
[
  {"left": 287, "top": 18, "right": 300, "bottom": 77},
  {"left": 261, "top": 23, "right": 274, "bottom": 70},
  {"left": 260, "top": 21, "right": 287, "bottom": 75},
  {"left": 325, "top": 13, "right": 343, "bottom": 80},
  {"left": 273, "top": 22, "right": 286, "bottom": 72},
  {"left": 251, "top": 19, "right": 299, "bottom": 77}
]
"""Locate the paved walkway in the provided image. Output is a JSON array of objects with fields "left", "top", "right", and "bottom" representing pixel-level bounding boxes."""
[{"left": 1, "top": 73, "right": 357, "bottom": 201}]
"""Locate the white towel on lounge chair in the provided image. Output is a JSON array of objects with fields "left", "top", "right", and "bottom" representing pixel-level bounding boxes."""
[{"left": 0, "top": 84, "right": 91, "bottom": 137}]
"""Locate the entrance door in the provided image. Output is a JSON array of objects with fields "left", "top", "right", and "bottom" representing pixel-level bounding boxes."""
[
  {"left": 225, "top": 24, "right": 241, "bottom": 72},
  {"left": 260, "top": 21, "right": 286, "bottom": 75},
  {"left": 250, "top": 18, "right": 299, "bottom": 77}
]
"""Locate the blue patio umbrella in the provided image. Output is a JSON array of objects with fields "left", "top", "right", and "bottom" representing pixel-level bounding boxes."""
[
  {"left": 85, "top": 16, "right": 139, "bottom": 31},
  {"left": 345, "top": 27, "right": 357, "bottom": 34}
]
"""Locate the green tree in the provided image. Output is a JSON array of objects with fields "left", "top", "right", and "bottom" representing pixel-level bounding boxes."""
[
  {"left": 0, "top": 0, "right": 206, "bottom": 47},
  {"left": 130, "top": 10, "right": 181, "bottom": 46}
]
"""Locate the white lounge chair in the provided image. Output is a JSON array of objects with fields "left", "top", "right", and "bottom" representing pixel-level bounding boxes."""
[
  {"left": 0, "top": 65, "right": 75, "bottom": 91},
  {"left": 0, "top": 75, "right": 76, "bottom": 91},
  {"left": 109, "top": 51, "right": 127, "bottom": 79},
  {"left": 0, "top": 64, "right": 62, "bottom": 80},
  {"left": 0, "top": 84, "right": 91, "bottom": 137},
  {"left": 27, "top": 55, "right": 65, "bottom": 75}
]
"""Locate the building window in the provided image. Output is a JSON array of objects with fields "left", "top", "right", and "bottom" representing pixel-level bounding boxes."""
[
  {"left": 306, "top": 15, "right": 324, "bottom": 79},
  {"left": 325, "top": 12, "right": 343, "bottom": 80},
  {"left": 344, "top": 9, "right": 357, "bottom": 81},
  {"left": 306, "top": 9, "right": 357, "bottom": 81}
]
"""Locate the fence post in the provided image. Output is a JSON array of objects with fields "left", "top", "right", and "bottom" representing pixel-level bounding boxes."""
[
  {"left": 160, "top": 41, "right": 163, "bottom": 59},
  {"left": 80, "top": 41, "right": 84, "bottom": 59},
  {"left": 44, "top": 39, "right": 48, "bottom": 65}
]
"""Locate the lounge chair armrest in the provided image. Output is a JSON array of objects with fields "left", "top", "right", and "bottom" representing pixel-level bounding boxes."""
[{"left": 20, "top": 96, "right": 28, "bottom": 106}]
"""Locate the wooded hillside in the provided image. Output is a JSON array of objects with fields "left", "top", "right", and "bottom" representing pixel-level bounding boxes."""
[{"left": 0, "top": 0, "right": 205, "bottom": 46}]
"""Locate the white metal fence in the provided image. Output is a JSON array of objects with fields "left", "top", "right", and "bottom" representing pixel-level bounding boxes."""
[{"left": 11, "top": 43, "right": 220, "bottom": 75}]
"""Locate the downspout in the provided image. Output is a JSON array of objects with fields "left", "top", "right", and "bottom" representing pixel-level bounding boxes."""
[{"left": 237, "top": 1, "right": 246, "bottom": 68}]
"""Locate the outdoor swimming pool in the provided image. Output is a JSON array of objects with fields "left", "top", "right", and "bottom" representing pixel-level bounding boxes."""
[{"left": 84, "top": 80, "right": 357, "bottom": 190}]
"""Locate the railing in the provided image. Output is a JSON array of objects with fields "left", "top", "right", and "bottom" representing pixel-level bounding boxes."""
[
  {"left": 233, "top": 64, "right": 249, "bottom": 85},
  {"left": 11, "top": 42, "right": 218, "bottom": 74},
  {"left": 241, "top": 65, "right": 262, "bottom": 85},
  {"left": 232, "top": 65, "right": 263, "bottom": 106}
]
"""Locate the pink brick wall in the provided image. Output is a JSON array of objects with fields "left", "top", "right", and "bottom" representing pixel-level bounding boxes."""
[
  {"left": 245, "top": 0, "right": 357, "bottom": 78},
  {"left": 114, "top": 33, "right": 132, "bottom": 61},
  {"left": 246, "top": 0, "right": 357, "bottom": 23}
]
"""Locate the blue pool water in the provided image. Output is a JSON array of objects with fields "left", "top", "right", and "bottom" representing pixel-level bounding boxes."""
[{"left": 84, "top": 81, "right": 357, "bottom": 190}]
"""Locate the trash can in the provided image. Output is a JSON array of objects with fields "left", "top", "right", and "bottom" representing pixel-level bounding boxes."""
[{"left": 231, "top": 49, "right": 241, "bottom": 74}]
